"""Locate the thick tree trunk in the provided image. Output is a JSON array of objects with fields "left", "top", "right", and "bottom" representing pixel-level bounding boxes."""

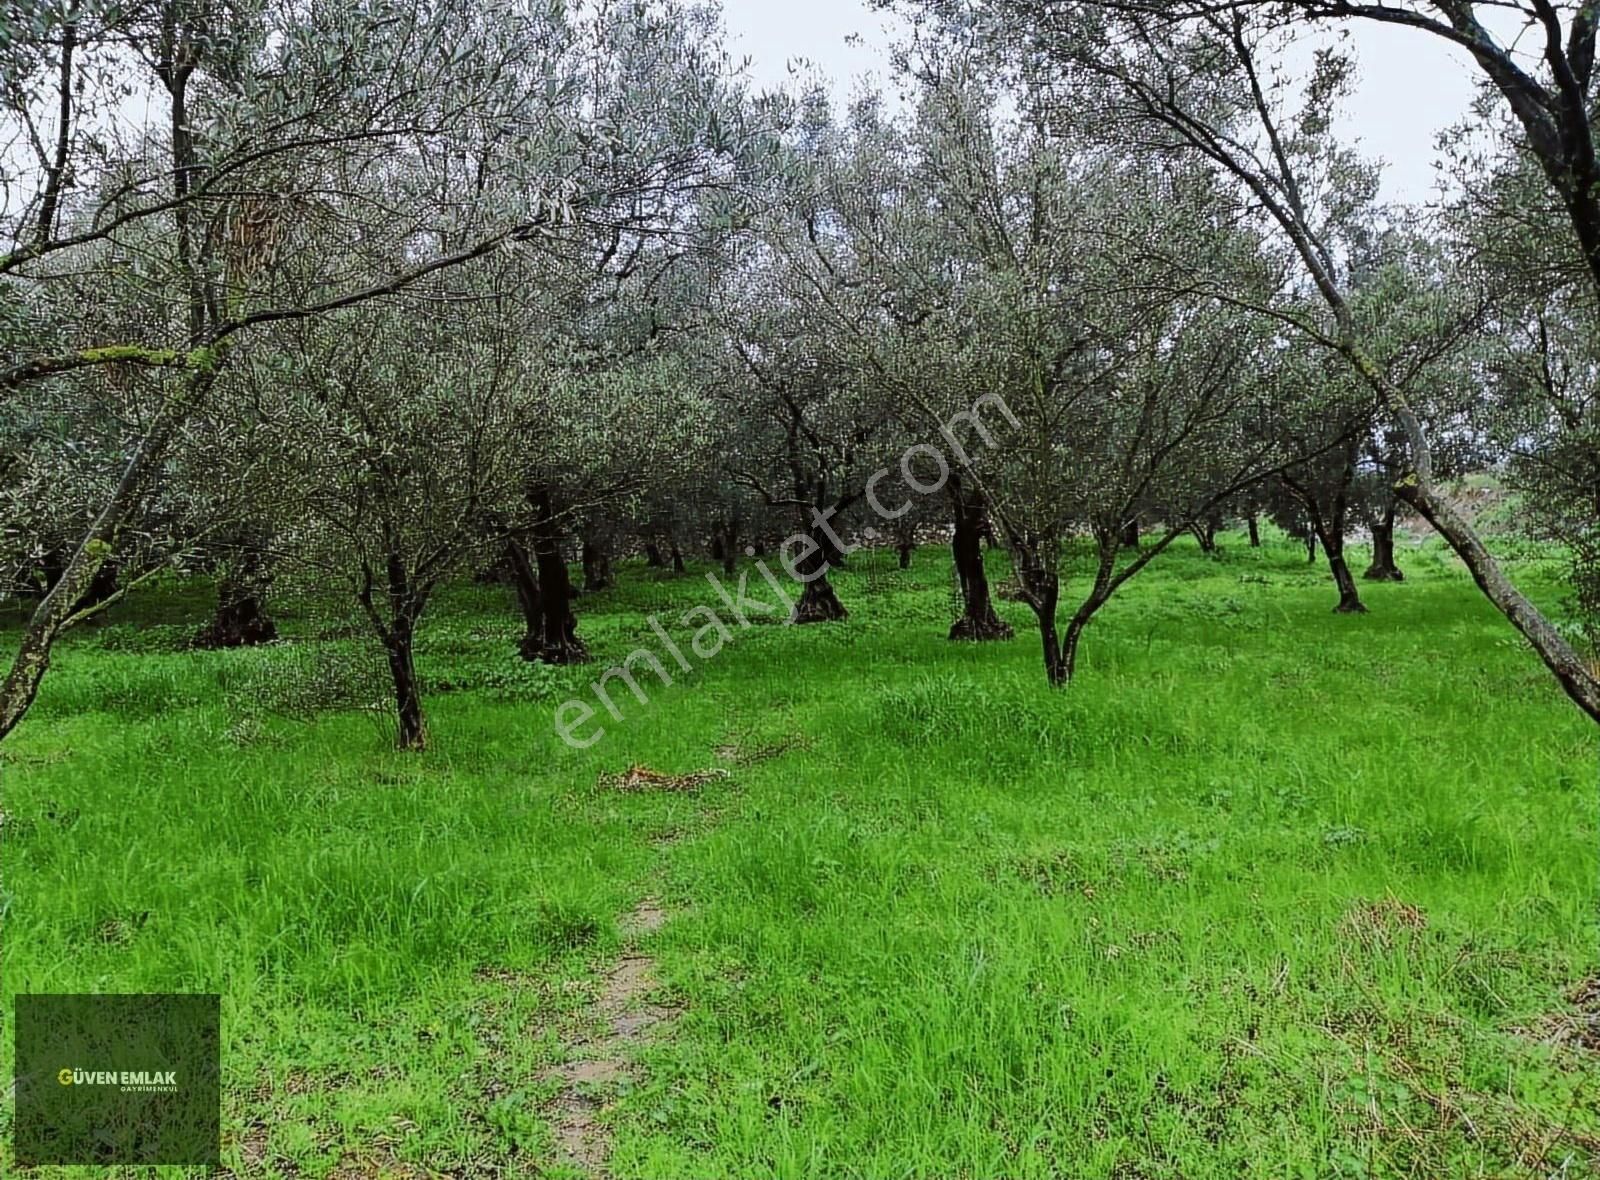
[
  {"left": 948, "top": 485, "right": 1012, "bottom": 641},
  {"left": 1190, "top": 514, "right": 1220, "bottom": 553},
  {"left": 84, "top": 562, "right": 121, "bottom": 612},
  {"left": 898, "top": 541, "right": 913, "bottom": 570},
  {"left": 1363, "top": 504, "right": 1405, "bottom": 582},
  {"left": 196, "top": 579, "right": 276, "bottom": 648},
  {"left": 644, "top": 542, "right": 665, "bottom": 568},
  {"left": 528, "top": 559, "right": 586, "bottom": 663},
  {"left": 1325, "top": 540, "right": 1367, "bottom": 613},
  {"left": 28, "top": 547, "right": 120, "bottom": 611},
  {"left": 1306, "top": 456, "right": 1366, "bottom": 614},
  {"left": 532, "top": 494, "right": 588, "bottom": 663},
  {"left": 43, "top": 557, "right": 122, "bottom": 617},
  {"left": 1247, "top": 514, "right": 1261, "bottom": 548},
  {"left": 519, "top": 495, "right": 589, "bottom": 664},
  {"left": 670, "top": 539, "right": 686, "bottom": 574},
  {"left": 195, "top": 538, "right": 277, "bottom": 648},
  {"left": 715, "top": 518, "right": 740, "bottom": 575},
  {"left": 27, "top": 548, "right": 67, "bottom": 598},
  {"left": 793, "top": 574, "right": 847, "bottom": 623},
  {"left": 1120, "top": 517, "right": 1140, "bottom": 548},
  {"left": 1305, "top": 528, "right": 1317, "bottom": 563},
  {"left": 504, "top": 536, "right": 542, "bottom": 650},
  {"left": 791, "top": 522, "right": 847, "bottom": 624}
]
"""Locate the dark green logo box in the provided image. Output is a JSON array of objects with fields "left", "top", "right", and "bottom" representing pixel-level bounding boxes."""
[{"left": 13, "top": 993, "right": 220, "bottom": 1165}]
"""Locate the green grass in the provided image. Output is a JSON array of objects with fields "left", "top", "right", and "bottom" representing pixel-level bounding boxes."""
[{"left": 2, "top": 533, "right": 1596, "bottom": 1177}]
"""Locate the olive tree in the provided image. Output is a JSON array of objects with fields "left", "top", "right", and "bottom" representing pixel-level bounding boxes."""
[
  {"left": 0, "top": 0, "right": 590, "bottom": 739},
  {"left": 708, "top": 104, "right": 902, "bottom": 626},
  {"left": 915, "top": 0, "right": 1600, "bottom": 721},
  {"left": 800, "top": 65, "right": 1296, "bottom": 684}
]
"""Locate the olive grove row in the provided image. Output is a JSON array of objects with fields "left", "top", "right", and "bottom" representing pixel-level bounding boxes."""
[{"left": 2, "top": 0, "right": 1595, "bottom": 747}]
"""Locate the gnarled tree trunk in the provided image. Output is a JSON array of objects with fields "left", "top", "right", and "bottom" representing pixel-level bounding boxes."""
[
  {"left": 1313, "top": 450, "right": 1366, "bottom": 613},
  {"left": 948, "top": 483, "right": 1012, "bottom": 641},
  {"left": 1363, "top": 502, "right": 1405, "bottom": 582},
  {"left": 504, "top": 535, "right": 542, "bottom": 653},
  {"left": 794, "top": 575, "right": 847, "bottom": 623},
  {"left": 520, "top": 487, "right": 589, "bottom": 664},
  {"left": 1322, "top": 530, "right": 1367, "bottom": 613},
  {"left": 791, "top": 522, "right": 847, "bottom": 624},
  {"left": 195, "top": 534, "right": 277, "bottom": 648},
  {"left": 27, "top": 546, "right": 121, "bottom": 611}
]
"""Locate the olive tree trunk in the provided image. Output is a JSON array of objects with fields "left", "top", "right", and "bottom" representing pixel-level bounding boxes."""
[
  {"left": 581, "top": 535, "right": 613, "bottom": 593},
  {"left": 948, "top": 483, "right": 1012, "bottom": 642},
  {"left": 1363, "top": 502, "right": 1405, "bottom": 582},
  {"left": 195, "top": 533, "right": 278, "bottom": 648},
  {"left": 518, "top": 487, "right": 589, "bottom": 664},
  {"left": 791, "top": 523, "right": 847, "bottom": 624},
  {"left": 0, "top": 373, "right": 214, "bottom": 742},
  {"left": 383, "top": 614, "right": 426, "bottom": 751}
]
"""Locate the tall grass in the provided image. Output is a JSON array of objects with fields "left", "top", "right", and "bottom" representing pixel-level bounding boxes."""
[{"left": 2, "top": 533, "right": 1594, "bottom": 1177}]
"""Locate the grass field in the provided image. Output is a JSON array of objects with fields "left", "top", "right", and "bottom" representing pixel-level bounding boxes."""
[{"left": 2, "top": 533, "right": 1597, "bottom": 1178}]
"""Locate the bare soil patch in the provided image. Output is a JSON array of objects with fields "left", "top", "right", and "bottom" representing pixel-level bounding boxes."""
[
  {"left": 543, "top": 897, "right": 682, "bottom": 1175},
  {"left": 711, "top": 735, "right": 808, "bottom": 765},
  {"left": 597, "top": 765, "right": 728, "bottom": 793},
  {"left": 1338, "top": 897, "right": 1428, "bottom": 950},
  {"left": 1515, "top": 975, "right": 1600, "bottom": 1055}
]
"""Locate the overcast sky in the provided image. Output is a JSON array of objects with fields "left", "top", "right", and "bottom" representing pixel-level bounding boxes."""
[{"left": 718, "top": 0, "right": 1486, "bottom": 205}]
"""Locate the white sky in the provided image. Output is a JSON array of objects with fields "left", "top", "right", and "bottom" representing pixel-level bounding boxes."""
[{"left": 718, "top": 0, "right": 1486, "bottom": 205}]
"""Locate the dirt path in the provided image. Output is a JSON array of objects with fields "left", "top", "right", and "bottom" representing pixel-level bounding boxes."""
[{"left": 544, "top": 897, "right": 679, "bottom": 1175}]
